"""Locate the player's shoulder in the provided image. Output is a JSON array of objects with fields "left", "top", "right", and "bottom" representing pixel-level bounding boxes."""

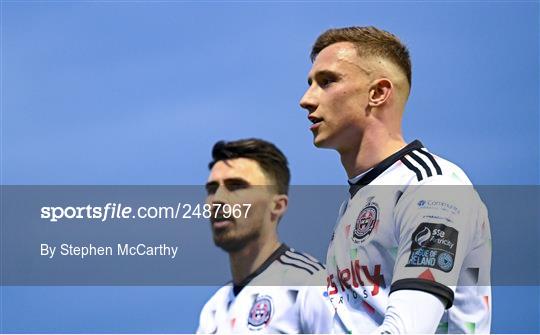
[
  {"left": 271, "top": 245, "right": 326, "bottom": 285},
  {"left": 395, "top": 145, "right": 489, "bottom": 220},
  {"left": 200, "top": 282, "right": 232, "bottom": 312},
  {"left": 398, "top": 143, "right": 473, "bottom": 186},
  {"left": 424, "top": 150, "right": 472, "bottom": 185},
  {"left": 197, "top": 284, "right": 232, "bottom": 334}
]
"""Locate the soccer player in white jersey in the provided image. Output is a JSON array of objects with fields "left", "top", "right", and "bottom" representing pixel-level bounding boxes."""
[
  {"left": 196, "top": 138, "right": 333, "bottom": 334},
  {"left": 299, "top": 27, "right": 491, "bottom": 333}
]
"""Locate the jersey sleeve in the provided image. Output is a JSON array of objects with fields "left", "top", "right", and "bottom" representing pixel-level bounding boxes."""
[
  {"left": 196, "top": 289, "right": 223, "bottom": 334},
  {"left": 196, "top": 299, "right": 216, "bottom": 334},
  {"left": 373, "top": 289, "right": 445, "bottom": 334},
  {"left": 297, "top": 269, "right": 335, "bottom": 333},
  {"left": 390, "top": 177, "right": 480, "bottom": 308}
]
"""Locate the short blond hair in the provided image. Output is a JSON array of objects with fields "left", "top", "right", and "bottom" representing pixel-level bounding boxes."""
[{"left": 311, "top": 26, "right": 412, "bottom": 88}]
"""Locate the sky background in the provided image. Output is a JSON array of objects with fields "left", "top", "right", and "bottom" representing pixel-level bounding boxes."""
[{"left": 1, "top": 1, "right": 539, "bottom": 333}]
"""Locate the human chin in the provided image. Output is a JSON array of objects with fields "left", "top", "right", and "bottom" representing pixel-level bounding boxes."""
[
  {"left": 311, "top": 128, "right": 324, "bottom": 146},
  {"left": 313, "top": 136, "right": 325, "bottom": 148},
  {"left": 213, "top": 235, "right": 245, "bottom": 252},
  {"left": 213, "top": 229, "right": 259, "bottom": 252},
  {"left": 213, "top": 227, "right": 242, "bottom": 251},
  {"left": 312, "top": 131, "right": 334, "bottom": 149}
]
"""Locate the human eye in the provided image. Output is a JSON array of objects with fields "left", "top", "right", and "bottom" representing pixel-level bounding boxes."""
[
  {"left": 225, "top": 179, "right": 250, "bottom": 192},
  {"left": 318, "top": 73, "right": 338, "bottom": 88},
  {"left": 205, "top": 182, "right": 219, "bottom": 195}
]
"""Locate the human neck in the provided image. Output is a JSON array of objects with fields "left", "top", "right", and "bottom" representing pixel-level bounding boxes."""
[
  {"left": 229, "top": 236, "right": 281, "bottom": 285},
  {"left": 340, "top": 127, "right": 406, "bottom": 179}
]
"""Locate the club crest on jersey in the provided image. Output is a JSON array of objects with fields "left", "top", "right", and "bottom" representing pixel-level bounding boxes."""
[
  {"left": 352, "top": 197, "right": 379, "bottom": 243},
  {"left": 247, "top": 295, "right": 273, "bottom": 330}
]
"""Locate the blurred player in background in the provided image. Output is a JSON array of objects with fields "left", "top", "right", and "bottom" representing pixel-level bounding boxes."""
[
  {"left": 196, "top": 138, "right": 333, "bottom": 334},
  {"left": 299, "top": 26, "right": 491, "bottom": 333}
]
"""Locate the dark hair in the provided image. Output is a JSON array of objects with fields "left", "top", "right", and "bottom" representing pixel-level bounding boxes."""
[
  {"left": 311, "top": 26, "right": 412, "bottom": 88},
  {"left": 208, "top": 138, "right": 290, "bottom": 195}
]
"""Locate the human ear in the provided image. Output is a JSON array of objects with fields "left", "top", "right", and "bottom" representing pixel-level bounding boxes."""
[
  {"left": 270, "top": 194, "right": 288, "bottom": 222},
  {"left": 368, "top": 79, "right": 393, "bottom": 107}
]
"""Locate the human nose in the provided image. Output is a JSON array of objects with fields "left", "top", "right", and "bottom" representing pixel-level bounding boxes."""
[
  {"left": 209, "top": 184, "right": 229, "bottom": 205},
  {"left": 299, "top": 85, "right": 318, "bottom": 113}
]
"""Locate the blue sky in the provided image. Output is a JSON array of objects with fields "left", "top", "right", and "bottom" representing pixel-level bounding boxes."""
[
  {"left": 1, "top": 1, "right": 539, "bottom": 333},
  {"left": 2, "top": 1, "right": 538, "bottom": 185}
]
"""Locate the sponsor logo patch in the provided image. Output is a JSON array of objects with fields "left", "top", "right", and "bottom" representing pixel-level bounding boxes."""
[
  {"left": 352, "top": 197, "right": 379, "bottom": 243},
  {"left": 417, "top": 200, "right": 460, "bottom": 215},
  {"left": 248, "top": 295, "right": 273, "bottom": 330},
  {"left": 406, "top": 223, "right": 458, "bottom": 273}
]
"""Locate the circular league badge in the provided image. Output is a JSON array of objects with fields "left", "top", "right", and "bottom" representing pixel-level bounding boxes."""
[
  {"left": 353, "top": 201, "right": 379, "bottom": 243},
  {"left": 248, "top": 295, "right": 273, "bottom": 330},
  {"left": 437, "top": 252, "right": 454, "bottom": 272}
]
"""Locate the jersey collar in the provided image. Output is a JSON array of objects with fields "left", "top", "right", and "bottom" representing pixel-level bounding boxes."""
[
  {"left": 348, "top": 140, "right": 424, "bottom": 198},
  {"left": 232, "top": 243, "right": 288, "bottom": 296}
]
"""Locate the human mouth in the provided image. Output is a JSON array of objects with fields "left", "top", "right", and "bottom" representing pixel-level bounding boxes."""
[
  {"left": 213, "top": 220, "right": 233, "bottom": 229},
  {"left": 308, "top": 115, "right": 323, "bottom": 130},
  {"left": 211, "top": 213, "right": 235, "bottom": 229}
]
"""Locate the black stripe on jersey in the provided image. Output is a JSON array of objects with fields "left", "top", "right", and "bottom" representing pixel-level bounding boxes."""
[
  {"left": 408, "top": 152, "right": 433, "bottom": 178},
  {"left": 300, "top": 251, "right": 326, "bottom": 269},
  {"left": 417, "top": 148, "right": 442, "bottom": 175},
  {"left": 349, "top": 140, "right": 424, "bottom": 197},
  {"left": 278, "top": 256, "right": 314, "bottom": 275},
  {"left": 282, "top": 253, "right": 320, "bottom": 272},
  {"left": 390, "top": 278, "right": 454, "bottom": 309},
  {"left": 400, "top": 157, "right": 423, "bottom": 181},
  {"left": 233, "top": 243, "right": 288, "bottom": 296},
  {"left": 286, "top": 250, "right": 325, "bottom": 270}
]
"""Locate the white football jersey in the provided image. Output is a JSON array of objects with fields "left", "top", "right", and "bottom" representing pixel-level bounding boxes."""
[
  {"left": 197, "top": 244, "right": 334, "bottom": 334},
  {"left": 327, "top": 140, "right": 491, "bottom": 334}
]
